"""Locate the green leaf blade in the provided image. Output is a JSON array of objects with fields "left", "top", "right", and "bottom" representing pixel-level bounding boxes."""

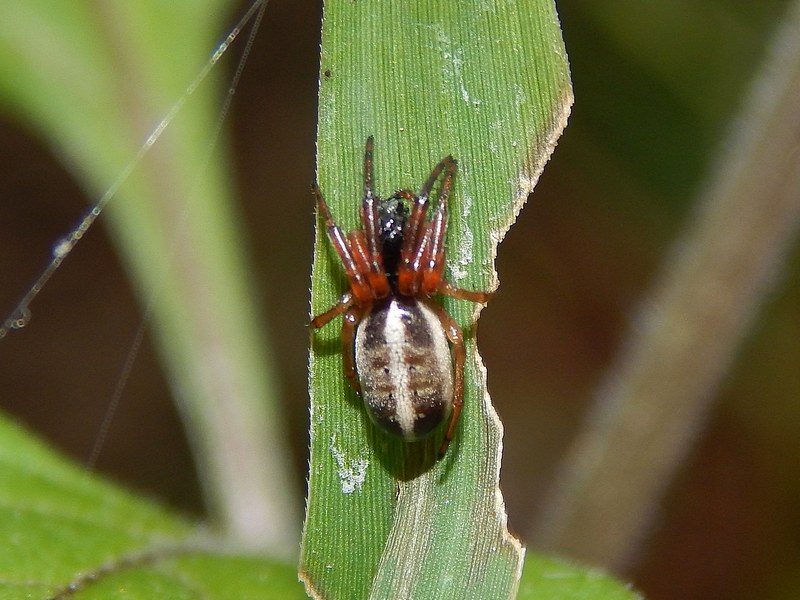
[{"left": 303, "top": 0, "right": 572, "bottom": 598}]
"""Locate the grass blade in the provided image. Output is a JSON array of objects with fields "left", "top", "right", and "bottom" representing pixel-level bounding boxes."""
[{"left": 302, "top": 1, "right": 572, "bottom": 597}]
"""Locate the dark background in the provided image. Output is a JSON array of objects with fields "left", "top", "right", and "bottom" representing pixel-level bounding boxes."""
[{"left": 1, "top": 1, "right": 799, "bottom": 598}]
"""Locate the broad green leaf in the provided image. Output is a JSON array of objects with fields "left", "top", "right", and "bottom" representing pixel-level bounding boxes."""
[
  {"left": 303, "top": 1, "right": 572, "bottom": 599},
  {"left": 0, "top": 0, "right": 296, "bottom": 549},
  {"left": 0, "top": 414, "right": 306, "bottom": 599}
]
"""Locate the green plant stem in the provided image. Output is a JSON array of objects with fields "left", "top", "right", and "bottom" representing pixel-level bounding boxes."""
[
  {"left": 533, "top": 1, "right": 800, "bottom": 570},
  {"left": 93, "top": 1, "right": 299, "bottom": 554}
]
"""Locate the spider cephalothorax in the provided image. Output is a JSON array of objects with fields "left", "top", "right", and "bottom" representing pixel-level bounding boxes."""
[{"left": 311, "top": 137, "right": 491, "bottom": 457}]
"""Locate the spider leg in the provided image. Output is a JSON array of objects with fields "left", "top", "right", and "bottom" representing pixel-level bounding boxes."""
[
  {"left": 342, "top": 304, "right": 364, "bottom": 393},
  {"left": 419, "top": 156, "right": 492, "bottom": 303},
  {"left": 400, "top": 156, "right": 457, "bottom": 295},
  {"left": 419, "top": 156, "right": 456, "bottom": 291},
  {"left": 406, "top": 152, "right": 453, "bottom": 249},
  {"left": 399, "top": 222, "right": 435, "bottom": 296},
  {"left": 312, "top": 184, "right": 372, "bottom": 303},
  {"left": 361, "top": 137, "right": 379, "bottom": 260},
  {"left": 363, "top": 135, "right": 375, "bottom": 193},
  {"left": 310, "top": 291, "right": 355, "bottom": 329},
  {"left": 347, "top": 230, "right": 372, "bottom": 277},
  {"left": 425, "top": 299, "right": 466, "bottom": 459},
  {"left": 400, "top": 188, "right": 428, "bottom": 256},
  {"left": 395, "top": 190, "right": 428, "bottom": 294},
  {"left": 421, "top": 199, "right": 447, "bottom": 294},
  {"left": 360, "top": 137, "right": 390, "bottom": 297},
  {"left": 421, "top": 154, "right": 455, "bottom": 199},
  {"left": 438, "top": 281, "right": 493, "bottom": 304}
]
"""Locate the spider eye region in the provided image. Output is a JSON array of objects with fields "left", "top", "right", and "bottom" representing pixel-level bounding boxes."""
[
  {"left": 377, "top": 195, "right": 409, "bottom": 245},
  {"left": 376, "top": 195, "right": 408, "bottom": 281}
]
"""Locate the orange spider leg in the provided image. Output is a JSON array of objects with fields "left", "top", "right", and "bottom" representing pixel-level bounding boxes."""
[
  {"left": 360, "top": 204, "right": 391, "bottom": 298},
  {"left": 399, "top": 222, "right": 436, "bottom": 296},
  {"left": 421, "top": 201, "right": 447, "bottom": 294},
  {"left": 341, "top": 304, "right": 364, "bottom": 393},
  {"left": 400, "top": 188, "right": 428, "bottom": 255},
  {"left": 360, "top": 137, "right": 390, "bottom": 298},
  {"left": 424, "top": 298, "right": 466, "bottom": 458},
  {"left": 420, "top": 154, "right": 454, "bottom": 198},
  {"left": 396, "top": 189, "right": 426, "bottom": 293},
  {"left": 420, "top": 156, "right": 455, "bottom": 293},
  {"left": 347, "top": 230, "right": 372, "bottom": 281},
  {"left": 312, "top": 184, "right": 372, "bottom": 304},
  {"left": 398, "top": 155, "right": 457, "bottom": 296},
  {"left": 438, "top": 281, "right": 493, "bottom": 304},
  {"left": 310, "top": 291, "right": 355, "bottom": 329}
]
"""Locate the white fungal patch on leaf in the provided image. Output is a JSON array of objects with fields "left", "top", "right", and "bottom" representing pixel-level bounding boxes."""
[
  {"left": 431, "top": 26, "right": 482, "bottom": 109},
  {"left": 514, "top": 83, "right": 527, "bottom": 109},
  {"left": 329, "top": 435, "right": 369, "bottom": 494},
  {"left": 449, "top": 191, "right": 475, "bottom": 284}
]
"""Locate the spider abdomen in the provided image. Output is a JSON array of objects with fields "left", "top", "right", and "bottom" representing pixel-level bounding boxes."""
[{"left": 355, "top": 296, "right": 453, "bottom": 441}]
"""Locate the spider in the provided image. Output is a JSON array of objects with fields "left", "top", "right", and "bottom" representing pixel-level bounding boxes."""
[{"left": 311, "top": 137, "right": 491, "bottom": 458}]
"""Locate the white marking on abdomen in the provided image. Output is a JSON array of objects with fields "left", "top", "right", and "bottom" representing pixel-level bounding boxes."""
[{"left": 382, "top": 300, "right": 416, "bottom": 437}]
